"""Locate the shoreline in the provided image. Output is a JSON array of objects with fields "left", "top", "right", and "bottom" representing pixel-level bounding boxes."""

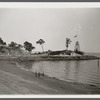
[
  {"left": 17, "top": 55, "right": 100, "bottom": 61},
  {"left": 0, "top": 61, "right": 100, "bottom": 94},
  {"left": 0, "top": 55, "right": 99, "bottom": 62}
]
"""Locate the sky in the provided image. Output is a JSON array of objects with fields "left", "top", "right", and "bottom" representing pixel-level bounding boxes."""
[{"left": 0, "top": 8, "right": 100, "bottom": 53}]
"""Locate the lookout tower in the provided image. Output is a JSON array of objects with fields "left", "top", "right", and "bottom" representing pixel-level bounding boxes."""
[{"left": 74, "top": 41, "right": 80, "bottom": 52}]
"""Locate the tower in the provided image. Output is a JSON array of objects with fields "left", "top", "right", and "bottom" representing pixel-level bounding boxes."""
[{"left": 74, "top": 41, "right": 80, "bottom": 52}]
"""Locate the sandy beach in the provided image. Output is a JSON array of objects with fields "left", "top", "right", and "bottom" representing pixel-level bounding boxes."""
[{"left": 0, "top": 61, "right": 99, "bottom": 94}]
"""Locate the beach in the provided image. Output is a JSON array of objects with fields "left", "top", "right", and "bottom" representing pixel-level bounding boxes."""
[{"left": 0, "top": 61, "right": 100, "bottom": 94}]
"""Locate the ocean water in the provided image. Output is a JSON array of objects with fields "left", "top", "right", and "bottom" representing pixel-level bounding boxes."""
[{"left": 17, "top": 54, "right": 100, "bottom": 86}]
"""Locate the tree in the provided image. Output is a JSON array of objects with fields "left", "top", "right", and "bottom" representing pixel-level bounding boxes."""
[
  {"left": 66, "top": 38, "right": 71, "bottom": 50},
  {"left": 24, "top": 41, "right": 35, "bottom": 53},
  {"left": 17, "top": 44, "right": 23, "bottom": 49},
  {"left": 8, "top": 42, "right": 17, "bottom": 49},
  {"left": 0, "top": 37, "right": 7, "bottom": 54},
  {"left": 0, "top": 37, "right": 6, "bottom": 45},
  {"left": 8, "top": 42, "right": 23, "bottom": 55},
  {"left": 36, "top": 39, "right": 45, "bottom": 52}
]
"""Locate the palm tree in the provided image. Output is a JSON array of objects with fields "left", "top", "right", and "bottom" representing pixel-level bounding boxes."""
[
  {"left": 36, "top": 39, "right": 45, "bottom": 52},
  {"left": 66, "top": 38, "right": 71, "bottom": 50}
]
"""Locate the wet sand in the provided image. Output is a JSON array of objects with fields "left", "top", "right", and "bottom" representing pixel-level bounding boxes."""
[{"left": 0, "top": 61, "right": 100, "bottom": 94}]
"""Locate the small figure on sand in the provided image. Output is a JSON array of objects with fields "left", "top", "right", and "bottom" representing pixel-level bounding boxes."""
[
  {"left": 35, "top": 71, "right": 38, "bottom": 77},
  {"left": 35, "top": 71, "right": 45, "bottom": 78},
  {"left": 37, "top": 72, "right": 40, "bottom": 78},
  {"left": 41, "top": 71, "right": 45, "bottom": 77}
]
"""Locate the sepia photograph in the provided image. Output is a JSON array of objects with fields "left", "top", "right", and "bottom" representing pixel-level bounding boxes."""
[{"left": 0, "top": 3, "right": 100, "bottom": 95}]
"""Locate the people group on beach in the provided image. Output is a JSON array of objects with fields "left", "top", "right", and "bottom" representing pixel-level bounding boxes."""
[{"left": 34, "top": 71, "right": 45, "bottom": 78}]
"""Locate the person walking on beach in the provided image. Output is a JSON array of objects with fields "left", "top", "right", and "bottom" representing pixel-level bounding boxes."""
[
  {"left": 38, "top": 72, "right": 40, "bottom": 78},
  {"left": 41, "top": 71, "right": 44, "bottom": 77},
  {"left": 40, "top": 72, "right": 44, "bottom": 77},
  {"left": 35, "top": 71, "right": 38, "bottom": 77}
]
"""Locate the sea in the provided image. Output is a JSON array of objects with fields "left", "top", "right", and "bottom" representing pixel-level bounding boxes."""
[{"left": 16, "top": 53, "right": 100, "bottom": 87}]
